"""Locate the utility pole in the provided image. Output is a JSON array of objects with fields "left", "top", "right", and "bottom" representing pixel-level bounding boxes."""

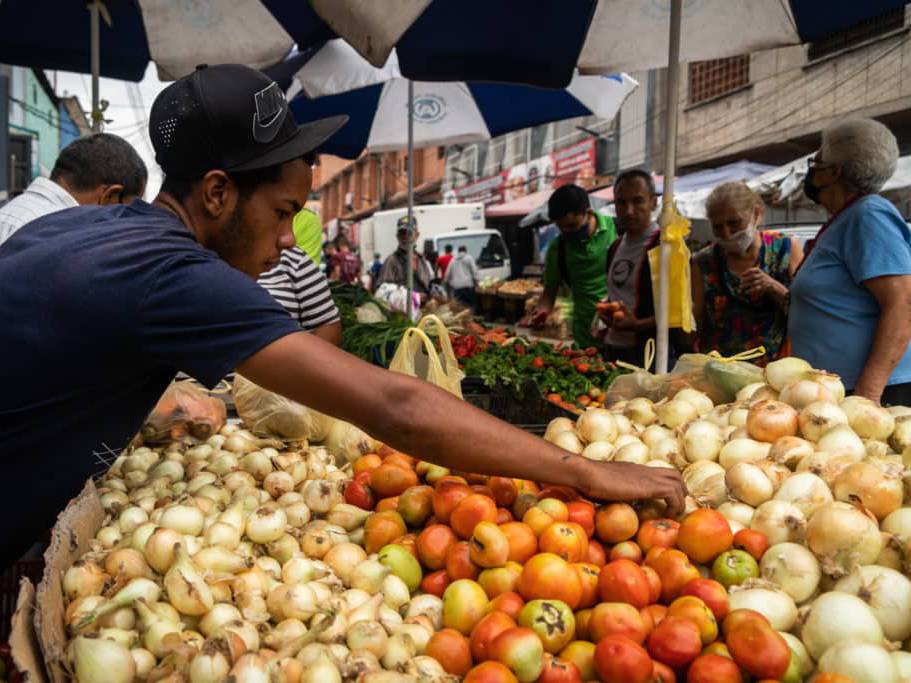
[{"left": 0, "top": 73, "right": 8, "bottom": 202}]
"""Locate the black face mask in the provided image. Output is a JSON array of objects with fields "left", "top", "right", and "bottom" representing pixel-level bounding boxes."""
[
  {"left": 804, "top": 168, "right": 823, "bottom": 204},
  {"left": 562, "top": 226, "right": 588, "bottom": 244}
]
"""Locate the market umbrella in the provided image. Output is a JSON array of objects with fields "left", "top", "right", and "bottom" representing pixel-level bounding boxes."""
[
  {"left": 289, "top": 40, "right": 638, "bottom": 315},
  {"left": 0, "top": 0, "right": 335, "bottom": 130}
]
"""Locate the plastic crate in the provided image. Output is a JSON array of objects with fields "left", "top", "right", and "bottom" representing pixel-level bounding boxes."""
[
  {"left": 461, "top": 377, "right": 576, "bottom": 430},
  {"left": 0, "top": 557, "right": 44, "bottom": 643}
]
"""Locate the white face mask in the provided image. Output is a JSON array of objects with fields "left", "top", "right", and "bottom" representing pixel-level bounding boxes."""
[{"left": 717, "top": 221, "right": 757, "bottom": 255}]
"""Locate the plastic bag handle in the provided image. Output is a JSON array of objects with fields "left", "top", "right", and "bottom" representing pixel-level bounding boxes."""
[
  {"left": 393, "top": 326, "right": 448, "bottom": 385},
  {"left": 616, "top": 338, "right": 656, "bottom": 374},
  {"left": 705, "top": 346, "right": 766, "bottom": 363},
  {"left": 417, "top": 314, "right": 461, "bottom": 380}
]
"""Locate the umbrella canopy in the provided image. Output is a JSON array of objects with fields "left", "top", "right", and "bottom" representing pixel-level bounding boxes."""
[
  {"left": 308, "top": 0, "right": 907, "bottom": 87},
  {"left": 0, "top": 0, "right": 335, "bottom": 81},
  {"left": 288, "top": 42, "right": 638, "bottom": 158}
]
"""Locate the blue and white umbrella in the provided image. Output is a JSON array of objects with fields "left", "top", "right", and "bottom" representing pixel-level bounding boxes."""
[{"left": 288, "top": 41, "right": 638, "bottom": 159}]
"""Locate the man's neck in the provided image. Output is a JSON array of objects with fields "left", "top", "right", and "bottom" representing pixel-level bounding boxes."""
[{"left": 153, "top": 192, "right": 200, "bottom": 241}]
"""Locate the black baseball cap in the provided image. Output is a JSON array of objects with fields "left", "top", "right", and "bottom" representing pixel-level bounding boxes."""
[{"left": 150, "top": 64, "right": 347, "bottom": 180}]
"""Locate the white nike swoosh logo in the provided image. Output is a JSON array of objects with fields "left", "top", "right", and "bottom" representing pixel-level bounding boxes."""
[{"left": 252, "top": 108, "right": 285, "bottom": 143}]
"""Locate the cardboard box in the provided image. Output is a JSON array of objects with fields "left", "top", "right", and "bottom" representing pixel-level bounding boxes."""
[{"left": 10, "top": 480, "right": 104, "bottom": 683}]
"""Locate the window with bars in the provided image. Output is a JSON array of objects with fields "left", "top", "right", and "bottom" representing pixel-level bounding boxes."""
[
  {"left": 808, "top": 8, "right": 905, "bottom": 61},
  {"left": 688, "top": 55, "right": 750, "bottom": 105}
]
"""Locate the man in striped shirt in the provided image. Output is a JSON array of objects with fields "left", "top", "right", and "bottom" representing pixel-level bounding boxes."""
[{"left": 258, "top": 246, "right": 342, "bottom": 345}]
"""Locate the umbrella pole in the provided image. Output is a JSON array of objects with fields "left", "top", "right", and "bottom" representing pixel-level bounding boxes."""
[
  {"left": 655, "top": 0, "right": 682, "bottom": 374},
  {"left": 405, "top": 79, "right": 415, "bottom": 318},
  {"left": 90, "top": 0, "right": 101, "bottom": 133}
]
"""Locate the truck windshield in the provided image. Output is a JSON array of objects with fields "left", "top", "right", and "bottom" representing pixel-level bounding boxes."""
[{"left": 440, "top": 233, "right": 508, "bottom": 268}]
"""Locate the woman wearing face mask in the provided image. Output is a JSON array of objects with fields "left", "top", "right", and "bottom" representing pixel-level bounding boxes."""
[
  {"left": 690, "top": 181, "right": 803, "bottom": 362},
  {"left": 789, "top": 118, "right": 911, "bottom": 405}
]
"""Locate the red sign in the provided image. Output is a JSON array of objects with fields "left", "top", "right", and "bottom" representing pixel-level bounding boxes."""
[{"left": 449, "top": 137, "right": 597, "bottom": 206}]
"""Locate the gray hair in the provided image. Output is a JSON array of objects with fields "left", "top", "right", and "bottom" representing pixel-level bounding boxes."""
[{"left": 820, "top": 118, "right": 898, "bottom": 194}]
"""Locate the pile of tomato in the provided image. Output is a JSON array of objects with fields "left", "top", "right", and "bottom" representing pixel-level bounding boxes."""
[{"left": 345, "top": 449, "right": 802, "bottom": 683}]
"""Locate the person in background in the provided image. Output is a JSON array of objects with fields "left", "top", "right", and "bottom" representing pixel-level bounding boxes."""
[
  {"left": 259, "top": 246, "right": 342, "bottom": 345},
  {"left": 378, "top": 218, "right": 434, "bottom": 297},
  {"left": 292, "top": 207, "right": 324, "bottom": 264},
  {"left": 369, "top": 252, "right": 383, "bottom": 290},
  {"left": 790, "top": 118, "right": 911, "bottom": 405},
  {"left": 323, "top": 241, "right": 337, "bottom": 274},
  {"left": 529, "top": 184, "right": 618, "bottom": 348},
  {"left": 0, "top": 133, "right": 147, "bottom": 245},
  {"left": 594, "top": 170, "right": 661, "bottom": 364},
  {"left": 691, "top": 181, "right": 803, "bottom": 363},
  {"left": 445, "top": 245, "right": 480, "bottom": 307},
  {"left": 437, "top": 243, "right": 454, "bottom": 278},
  {"left": 329, "top": 235, "right": 362, "bottom": 284}
]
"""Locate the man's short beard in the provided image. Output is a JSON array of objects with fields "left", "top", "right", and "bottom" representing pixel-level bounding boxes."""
[{"left": 212, "top": 200, "right": 254, "bottom": 270}]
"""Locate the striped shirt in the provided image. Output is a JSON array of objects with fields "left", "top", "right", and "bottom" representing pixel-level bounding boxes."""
[
  {"left": 258, "top": 247, "right": 339, "bottom": 331},
  {"left": 0, "top": 177, "right": 78, "bottom": 246}
]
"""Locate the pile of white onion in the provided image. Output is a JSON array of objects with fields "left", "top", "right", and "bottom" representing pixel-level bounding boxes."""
[
  {"left": 63, "top": 423, "right": 448, "bottom": 683},
  {"left": 545, "top": 354, "right": 911, "bottom": 679}
]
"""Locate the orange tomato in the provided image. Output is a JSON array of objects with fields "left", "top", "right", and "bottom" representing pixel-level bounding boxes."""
[
  {"left": 586, "top": 539, "right": 607, "bottom": 567},
  {"left": 499, "top": 522, "right": 538, "bottom": 564},
  {"left": 432, "top": 480, "right": 473, "bottom": 523},
  {"left": 383, "top": 452, "right": 416, "bottom": 471},
  {"left": 641, "top": 604, "right": 667, "bottom": 630},
  {"left": 636, "top": 519, "right": 680, "bottom": 553},
  {"left": 641, "top": 565, "right": 662, "bottom": 604},
  {"left": 721, "top": 609, "right": 770, "bottom": 638},
  {"left": 463, "top": 661, "right": 518, "bottom": 683},
  {"left": 451, "top": 494, "right": 498, "bottom": 539},
  {"left": 676, "top": 510, "right": 733, "bottom": 564},
  {"left": 593, "top": 636, "right": 655, "bottom": 683},
  {"left": 426, "top": 628, "right": 473, "bottom": 676},
  {"left": 537, "top": 498, "right": 569, "bottom": 521},
  {"left": 392, "top": 532, "right": 419, "bottom": 559},
  {"left": 573, "top": 563, "right": 600, "bottom": 609},
  {"left": 352, "top": 453, "right": 382, "bottom": 475},
  {"left": 478, "top": 562, "right": 523, "bottom": 599},
  {"left": 667, "top": 596, "right": 718, "bottom": 645},
  {"left": 370, "top": 463, "right": 418, "bottom": 498},
  {"left": 538, "top": 522, "right": 589, "bottom": 563},
  {"left": 416, "top": 524, "right": 458, "bottom": 570},
  {"left": 651, "top": 549, "right": 700, "bottom": 603},
  {"left": 726, "top": 619, "right": 791, "bottom": 680},
  {"left": 496, "top": 508, "right": 514, "bottom": 524},
  {"left": 470, "top": 611, "right": 517, "bottom": 662},
  {"left": 517, "top": 553, "right": 582, "bottom": 610},
  {"left": 609, "top": 541, "right": 643, "bottom": 564},
  {"left": 397, "top": 485, "right": 434, "bottom": 527},
  {"left": 375, "top": 497, "right": 400, "bottom": 512},
  {"left": 686, "top": 654, "right": 743, "bottom": 683},
  {"left": 489, "top": 477, "right": 519, "bottom": 508},
  {"left": 523, "top": 507, "right": 555, "bottom": 536},
  {"left": 559, "top": 642, "right": 597, "bottom": 681},
  {"left": 589, "top": 602, "right": 649, "bottom": 645},
  {"left": 595, "top": 503, "right": 639, "bottom": 544},
  {"left": 363, "top": 510, "right": 406, "bottom": 554},
  {"left": 469, "top": 521, "right": 511, "bottom": 568},
  {"left": 680, "top": 578, "right": 729, "bottom": 622}
]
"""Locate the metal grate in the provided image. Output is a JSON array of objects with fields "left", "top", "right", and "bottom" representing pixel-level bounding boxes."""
[
  {"left": 808, "top": 8, "right": 905, "bottom": 61},
  {"left": 688, "top": 56, "right": 750, "bottom": 105}
]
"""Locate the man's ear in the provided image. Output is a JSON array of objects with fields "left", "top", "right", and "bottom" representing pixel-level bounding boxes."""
[
  {"left": 199, "top": 170, "right": 233, "bottom": 218},
  {"left": 97, "top": 184, "right": 125, "bottom": 205}
]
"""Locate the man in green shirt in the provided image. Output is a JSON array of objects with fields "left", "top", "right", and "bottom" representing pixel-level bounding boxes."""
[
  {"left": 292, "top": 207, "right": 324, "bottom": 264},
  {"left": 530, "top": 184, "right": 617, "bottom": 347}
]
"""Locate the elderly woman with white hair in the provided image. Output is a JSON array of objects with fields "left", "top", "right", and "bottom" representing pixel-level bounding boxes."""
[{"left": 790, "top": 118, "right": 911, "bottom": 405}]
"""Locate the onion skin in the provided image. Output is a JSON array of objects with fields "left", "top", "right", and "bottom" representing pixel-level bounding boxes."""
[
  {"left": 816, "top": 641, "right": 897, "bottom": 683},
  {"left": 805, "top": 501, "right": 882, "bottom": 578},
  {"left": 750, "top": 500, "right": 806, "bottom": 546},
  {"left": 835, "top": 565, "right": 911, "bottom": 641},
  {"left": 747, "top": 400, "right": 798, "bottom": 443},
  {"left": 832, "top": 461, "right": 903, "bottom": 521},
  {"left": 800, "top": 591, "right": 884, "bottom": 661},
  {"left": 765, "top": 357, "right": 812, "bottom": 391},
  {"left": 760, "top": 542, "right": 821, "bottom": 603}
]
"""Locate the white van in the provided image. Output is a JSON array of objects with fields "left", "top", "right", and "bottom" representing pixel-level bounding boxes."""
[{"left": 361, "top": 203, "right": 511, "bottom": 281}]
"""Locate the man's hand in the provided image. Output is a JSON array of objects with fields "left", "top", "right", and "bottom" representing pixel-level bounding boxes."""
[
  {"left": 740, "top": 267, "right": 785, "bottom": 299},
  {"left": 852, "top": 380, "right": 884, "bottom": 405},
  {"left": 611, "top": 301, "right": 638, "bottom": 331},
  {"left": 574, "top": 461, "right": 687, "bottom": 518},
  {"left": 528, "top": 308, "right": 550, "bottom": 327}
]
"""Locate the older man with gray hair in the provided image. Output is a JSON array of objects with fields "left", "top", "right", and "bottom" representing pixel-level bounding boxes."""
[{"left": 790, "top": 118, "right": 911, "bottom": 405}]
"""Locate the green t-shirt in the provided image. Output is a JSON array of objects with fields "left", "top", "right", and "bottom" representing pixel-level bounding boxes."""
[
  {"left": 543, "top": 212, "right": 617, "bottom": 348},
  {"left": 293, "top": 209, "right": 324, "bottom": 265}
]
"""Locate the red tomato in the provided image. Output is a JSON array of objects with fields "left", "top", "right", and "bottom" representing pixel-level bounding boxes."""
[
  {"left": 426, "top": 629, "right": 472, "bottom": 676},
  {"left": 451, "top": 494, "right": 499, "bottom": 539},
  {"left": 344, "top": 478, "right": 375, "bottom": 510},
  {"left": 721, "top": 609, "right": 770, "bottom": 638},
  {"left": 680, "top": 578, "right": 729, "bottom": 622},
  {"left": 539, "top": 522, "right": 589, "bottom": 563},
  {"left": 676, "top": 510, "right": 733, "bottom": 564},
  {"left": 726, "top": 619, "right": 790, "bottom": 680},
  {"left": 597, "top": 559, "right": 651, "bottom": 608},
  {"left": 420, "top": 569, "right": 451, "bottom": 597},
  {"left": 586, "top": 539, "right": 607, "bottom": 567},
  {"left": 636, "top": 519, "right": 680, "bottom": 553},
  {"left": 566, "top": 500, "right": 596, "bottom": 538},
  {"left": 593, "top": 636, "right": 655, "bottom": 683},
  {"left": 463, "top": 661, "right": 518, "bottom": 683},
  {"left": 646, "top": 616, "right": 702, "bottom": 669},
  {"left": 536, "top": 654, "right": 582, "bottom": 683},
  {"left": 573, "top": 563, "right": 601, "bottom": 610},
  {"left": 641, "top": 565, "right": 662, "bottom": 604},
  {"left": 417, "top": 524, "right": 458, "bottom": 570},
  {"left": 686, "top": 653, "right": 743, "bottom": 683},
  {"left": 650, "top": 549, "right": 700, "bottom": 603},
  {"left": 733, "top": 528, "right": 770, "bottom": 562},
  {"left": 651, "top": 660, "right": 676, "bottom": 683},
  {"left": 470, "top": 611, "right": 517, "bottom": 663},
  {"left": 609, "top": 541, "right": 643, "bottom": 564}
]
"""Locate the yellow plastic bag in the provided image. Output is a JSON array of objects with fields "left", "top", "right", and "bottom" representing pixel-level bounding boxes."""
[
  {"left": 648, "top": 207, "right": 695, "bottom": 333},
  {"left": 388, "top": 314, "right": 464, "bottom": 398}
]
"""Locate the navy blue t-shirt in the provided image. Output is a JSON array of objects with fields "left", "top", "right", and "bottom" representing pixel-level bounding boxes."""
[{"left": 0, "top": 200, "right": 299, "bottom": 565}]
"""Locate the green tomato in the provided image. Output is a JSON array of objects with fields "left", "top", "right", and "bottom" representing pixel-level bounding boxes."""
[
  {"left": 712, "top": 549, "right": 759, "bottom": 589},
  {"left": 378, "top": 544, "right": 422, "bottom": 592},
  {"left": 517, "top": 599, "right": 575, "bottom": 654}
]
